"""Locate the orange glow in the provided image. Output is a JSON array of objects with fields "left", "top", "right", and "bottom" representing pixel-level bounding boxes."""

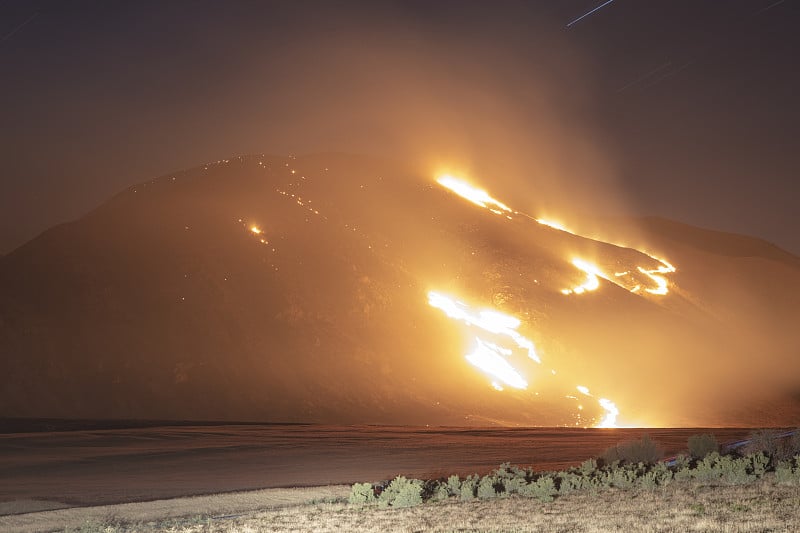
[
  {"left": 249, "top": 225, "right": 262, "bottom": 235},
  {"left": 436, "top": 175, "right": 512, "bottom": 214}
]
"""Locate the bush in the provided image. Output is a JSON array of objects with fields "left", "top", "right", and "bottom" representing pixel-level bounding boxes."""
[
  {"left": 459, "top": 474, "right": 479, "bottom": 501},
  {"left": 688, "top": 434, "right": 719, "bottom": 459},
  {"left": 603, "top": 464, "right": 639, "bottom": 489},
  {"left": 446, "top": 474, "right": 461, "bottom": 496},
  {"left": 579, "top": 458, "right": 598, "bottom": 476},
  {"left": 348, "top": 482, "right": 375, "bottom": 505},
  {"left": 502, "top": 475, "right": 527, "bottom": 495},
  {"left": 775, "top": 430, "right": 800, "bottom": 461},
  {"left": 743, "top": 429, "right": 780, "bottom": 457},
  {"left": 519, "top": 475, "right": 557, "bottom": 502},
  {"left": 601, "top": 435, "right": 663, "bottom": 465},
  {"left": 477, "top": 475, "right": 500, "bottom": 499},
  {"left": 431, "top": 482, "right": 450, "bottom": 501},
  {"left": 377, "top": 476, "right": 423, "bottom": 508},
  {"left": 775, "top": 456, "right": 800, "bottom": 485}
]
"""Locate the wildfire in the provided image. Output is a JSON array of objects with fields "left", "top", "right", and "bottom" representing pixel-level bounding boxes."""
[
  {"left": 436, "top": 175, "right": 513, "bottom": 214},
  {"left": 535, "top": 219, "right": 574, "bottom": 234},
  {"left": 576, "top": 385, "right": 620, "bottom": 428},
  {"left": 428, "top": 290, "right": 621, "bottom": 427},
  {"left": 434, "top": 174, "right": 677, "bottom": 297},
  {"left": 561, "top": 258, "right": 604, "bottom": 295}
]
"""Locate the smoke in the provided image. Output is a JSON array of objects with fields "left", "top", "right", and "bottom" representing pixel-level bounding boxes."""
[{"left": 213, "top": 2, "right": 630, "bottom": 226}]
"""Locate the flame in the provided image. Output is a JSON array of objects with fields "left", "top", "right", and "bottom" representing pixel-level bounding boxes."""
[
  {"left": 562, "top": 258, "right": 604, "bottom": 295},
  {"left": 435, "top": 174, "right": 677, "bottom": 297},
  {"left": 427, "top": 291, "right": 540, "bottom": 363},
  {"left": 428, "top": 291, "right": 621, "bottom": 427},
  {"left": 250, "top": 225, "right": 262, "bottom": 235},
  {"left": 576, "top": 385, "right": 619, "bottom": 428},
  {"left": 638, "top": 257, "right": 676, "bottom": 295},
  {"left": 467, "top": 339, "right": 528, "bottom": 389},
  {"left": 436, "top": 175, "right": 512, "bottom": 214},
  {"left": 536, "top": 219, "right": 573, "bottom": 234},
  {"left": 596, "top": 398, "right": 620, "bottom": 428}
]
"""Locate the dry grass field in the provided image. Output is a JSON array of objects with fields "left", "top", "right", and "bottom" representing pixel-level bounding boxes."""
[{"left": 5, "top": 476, "right": 795, "bottom": 533}]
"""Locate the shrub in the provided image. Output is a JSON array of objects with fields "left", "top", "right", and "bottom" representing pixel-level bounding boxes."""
[
  {"left": 377, "top": 476, "right": 423, "bottom": 508},
  {"left": 579, "top": 458, "right": 598, "bottom": 476},
  {"left": 717, "top": 455, "right": 755, "bottom": 484},
  {"left": 651, "top": 461, "right": 674, "bottom": 487},
  {"left": 637, "top": 470, "right": 659, "bottom": 490},
  {"left": 520, "top": 475, "right": 557, "bottom": 502},
  {"left": 431, "top": 482, "right": 450, "bottom": 501},
  {"left": 775, "top": 430, "right": 800, "bottom": 461},
  {"left": 692, "top": 452, "right": 723, "bottom": 482},
  {"left": 502, "top": 475, "right": 527, "bottom": 495},
  {"left": 446, "top": 474, "right": 461, "bottom": 496},
  {"left": 688, "top": 434, "right": 719, "bottom": 459},
  {"left": 477, "top": 475, "right": 500, "bottom": 499},
  {"left": 775, "top": 457, "right": 800, "bottom": 485},
  {"left": 459, "top": 474, "right": 479, "bottom": 501},
  {"left": 348, "top": 482, "right": 375, "bottom": 505},
  {"left": 743, "top": 429, "right": 780, "bottom": 457},
  {"left": 602, "top": 435, "right": 663, "bottom": 465},
  {"left": 603, "top": 464, "right": 638, "bottom": 489}
]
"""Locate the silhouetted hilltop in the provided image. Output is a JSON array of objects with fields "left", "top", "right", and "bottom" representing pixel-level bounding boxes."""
[{"left": 1, "top": 154, "right": 798, "bottom": 427}]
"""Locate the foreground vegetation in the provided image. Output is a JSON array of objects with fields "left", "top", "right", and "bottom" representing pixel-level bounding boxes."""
[{"left": 41, "top": 429, "right": 800, "bottom": 532}]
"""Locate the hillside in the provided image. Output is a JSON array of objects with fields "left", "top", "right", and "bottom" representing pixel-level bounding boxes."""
[{"left": 1, "top": 154, "right": 798, "bottom": 426}]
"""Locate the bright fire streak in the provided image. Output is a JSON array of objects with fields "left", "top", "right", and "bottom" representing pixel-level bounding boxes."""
[
  {"left": 428, "top": 291, "right": 540, "bottom": 363},
  {"left": 576, "top": 385, "right": 591, "bottom": 396},
  {"left": 436, "top": 175, "right": 512, "bottom": 214},
  {"left": 467, "top": 339, "right": 528, "bottom": 389},
  {"left": 536, "top": 219, "right": 571, "bottom": 233},
  {"left": 562, "top": 258, "right": 604, "bottom": 295},
  {"left": 638, "top": 258, "right": 676, "bottom": 295},
  {"left": 596, "top": 398, "right": 620, "bottom": 428},
  {"left": 249, "top": 225, "right": 262, "bottom": 235}
]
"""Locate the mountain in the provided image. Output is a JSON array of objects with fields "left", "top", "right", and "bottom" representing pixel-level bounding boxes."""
[{"left": 1, "top": 153, "right": 798, "bottom": 427}]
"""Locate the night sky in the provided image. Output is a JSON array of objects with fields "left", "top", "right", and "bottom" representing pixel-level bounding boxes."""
[{"left": 2, "top": 0, "right": 798, "bottom": 255}]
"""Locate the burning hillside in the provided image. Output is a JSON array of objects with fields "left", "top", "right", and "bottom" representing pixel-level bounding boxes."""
[{"left": 1, "top": 154, "right": 798, "bottom": 427}]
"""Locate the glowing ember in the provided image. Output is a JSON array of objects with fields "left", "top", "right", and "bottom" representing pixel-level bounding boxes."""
[{"left": 436, "top": 175, "right": 512, "bottom": 214}]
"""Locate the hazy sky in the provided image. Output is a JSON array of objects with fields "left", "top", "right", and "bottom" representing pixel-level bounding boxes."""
[{"left": 1, "top": 0, "right": 798, "bottom": 254}]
